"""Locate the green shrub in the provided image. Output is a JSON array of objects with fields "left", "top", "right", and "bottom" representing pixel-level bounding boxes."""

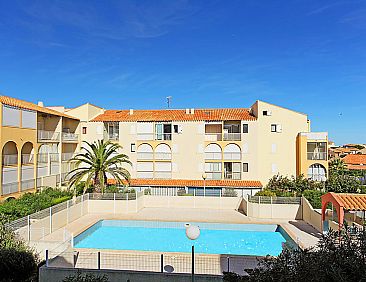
[
  {"left": 302, "top": 189, "right": 324, "bottom": 209},
  {"left": 255, "top": 190, "right": 276, "bottom": 197},
  {"left": 177, "top": 188, "right": 187, "bottom": 196},
  {"left": 143, "top": 188, "right": 151, "bottom": 195},
  {"left": 63, "top": 270, "right": 109, "bottom": 282},
  {"left": 51, "top": 196, "right": 72, "bottom": 206},
  {"left": 223, "top": 188, "right": 238, "bottom": 197}
]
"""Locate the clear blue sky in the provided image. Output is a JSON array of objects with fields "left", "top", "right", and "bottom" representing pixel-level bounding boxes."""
[{"left": 0, "top": 0, "right": 365, "bottom": 145}]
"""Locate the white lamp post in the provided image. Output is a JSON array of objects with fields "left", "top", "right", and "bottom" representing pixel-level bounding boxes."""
[
  {"left": 202, "top": 173, "right": 207, "bottom": 197},
  {"left": 185, "top": 224, "right": 200, "bottom": 282}
]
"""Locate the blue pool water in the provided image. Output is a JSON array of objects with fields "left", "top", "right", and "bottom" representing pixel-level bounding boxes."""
[{"left": 74, "top": 220, "right": 290, "bottom": 256}]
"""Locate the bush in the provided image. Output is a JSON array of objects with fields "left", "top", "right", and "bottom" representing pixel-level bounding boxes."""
[
  {"left": 75, "top": 182, "right": 94, "bottom": 195},
  {"left": 302, "top": 189, "right": 324, "bottom": 209},
  {"left": 63, "top": 270, "right": 109, "bottom": 282},
  {"left": 143, "top": 188, "right": 151, "bottom": 195},
  {"left": 255, "top": 190, "right": 276, "bottom": 197},
  {"left": 325, "top": 174, "right": 362, "bottom": 193},
  {"left": 177, "top": 188, "right": 187, "bottom": 196}
]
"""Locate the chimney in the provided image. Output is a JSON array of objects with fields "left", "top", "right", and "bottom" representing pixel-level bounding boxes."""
[
  {"left": 129, "top": 109, "right": 133, "bottom": 115},
  {"left": 190, "top": 108, "right": 195, "bottom": 114},
  {"left": 38, "top": 101, "right": 44, "bottom": 107},
  {"left": 185, "top": 109, "right": 190, "bottom": 114}
]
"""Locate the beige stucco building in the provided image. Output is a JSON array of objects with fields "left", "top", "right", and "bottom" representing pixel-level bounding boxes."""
[{"left": 0, "top": 96, "right": 328, "bottom": 200}]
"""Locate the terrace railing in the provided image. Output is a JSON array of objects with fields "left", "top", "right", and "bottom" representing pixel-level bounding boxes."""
[{"left": 248, "top": 196, "right": 301, "bottom": 205}]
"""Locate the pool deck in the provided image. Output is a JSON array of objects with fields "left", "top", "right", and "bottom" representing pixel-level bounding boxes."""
[{"left": 42, "top": 207, "right": 321, "bottom": 249}]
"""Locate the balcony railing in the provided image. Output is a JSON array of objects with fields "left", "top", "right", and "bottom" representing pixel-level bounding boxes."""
[
  {"left": 155, "top": 133, "right": 172, "bottom": 141},
  {"left": 62, "top": 132, "right": 79, "bottom": 142},
  {"left": 137, "top": 152, "right": 154, "bottom": 160},
  {"left": 2, "top": 182, "right": 18, "bottom": 195},
  {"left": 37, "top": 153, "right": 48, "bottom": 163},
  {"left": 308, "top": 174, "right": 326, "bottom": 181},
  {"left": 205, "top": 152, "right": 222, "bottom": 160},
  {"left": 223, "top": 152, "right": 241, "bottom": 160},
  {"left": 2, "top": 154, "right": 18, "bottom": 166},
  {"left": 205, "top": 171, "right": 222, "bottom": 180},
  {"left": 21, "top": 179, "right": 35, "bottom": 191},
  {"left": 38, "top": 130, "right": 60, "bottom": 141},
  {"left": 49, "top": 153, "right": 59, "bottom": 162},
  {"left": 223, "top": 133, "right": 241, "bottom": 141},
  {"left": 204, "top": 133, "right": 222, "bottom": 142},
  {"left": 136, "top": 171, "right": 154, "bottom": 179},
  {"left": 154, "top": 153, "right": 172, "bottom": 160},
  {"left": 224, "top": 171, "right": 241, "bottom": 180},
  {"left": 21, "top": 154, "right": 34, "bottom": 165},
  {"left": 108, "top": 133, "right": 119, "bottom": 141},
  {"left": 62, "top": 153, "right": 75, "bottom": 161},
  {"left": 307, "top": 152, "right": 327, "bottom": 160},
  {"left": 137, "top": 133, "right": 154, "bottom": 141},
  {"left": 154, "top": 171, "right": 172, "bottom": 179}
]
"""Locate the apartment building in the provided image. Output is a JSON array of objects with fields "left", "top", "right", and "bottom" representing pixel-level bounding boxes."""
[{"left": 0, "top": 96, "right": 328, "bottom": 199}]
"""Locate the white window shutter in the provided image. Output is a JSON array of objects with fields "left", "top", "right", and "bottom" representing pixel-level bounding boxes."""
[
  {"left": 197, "top": 124, "right": 205, "bottom": 134},
  {"left": 276, "top": 124, "right": 282, "bottom": 133}
]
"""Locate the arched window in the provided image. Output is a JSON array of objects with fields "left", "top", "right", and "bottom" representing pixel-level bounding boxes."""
[
  {"left": 21, "top": 142, "right": 34, "bottom": 165},
  {"left": 205, "top": 144, "right": 222, "bottom": 160},
  {"left": 155, "top": 144, "right": 172, "bottom": 160},
  {"left": 137, "top": 143, "right": 154, "bottom": 160},
  {"left": 223, "top": 144, "right": 241, "bottom": 160},
  {"left": 2, "top": 141, "right": 18, "bottom": 166},
  {"left": 308, "top": 164, "right": 326, "bottom": 181}
]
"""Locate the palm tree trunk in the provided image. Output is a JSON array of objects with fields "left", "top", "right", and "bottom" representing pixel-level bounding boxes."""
[{"left": 94, "top": 173, "right": 102, "bottom": 194}]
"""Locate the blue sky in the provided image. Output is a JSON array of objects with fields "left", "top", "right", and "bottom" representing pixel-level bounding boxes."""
[{"left": 0, "top": 0, "right": 365, "bottom": 144}]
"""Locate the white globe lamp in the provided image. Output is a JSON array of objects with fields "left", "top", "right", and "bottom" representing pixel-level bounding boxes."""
[{"left": 186, "top": 225, "right": 200, "bottom": 240}]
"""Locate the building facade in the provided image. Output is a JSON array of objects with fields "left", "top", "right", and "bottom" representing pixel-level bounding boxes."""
[{"left": 0, "top": 96, "right": 328, "bottom": 200}]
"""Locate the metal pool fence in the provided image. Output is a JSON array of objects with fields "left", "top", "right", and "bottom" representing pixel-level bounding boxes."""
[
  {"left": 46, "top": 249, "right": 258, "bottom": 276},
  {"left": 248, "top": 196, "right": 301, "bottom": 205}
]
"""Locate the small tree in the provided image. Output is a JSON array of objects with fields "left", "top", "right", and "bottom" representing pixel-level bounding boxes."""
[{"left": 325, "top": 173, "right": 362, "bottom": 193}]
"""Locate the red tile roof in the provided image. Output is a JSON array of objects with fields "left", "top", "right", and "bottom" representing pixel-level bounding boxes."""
[
  {"left": 92, "top": 108, "right": 256, "bottom": 122},
  {"left": 343, "top": 154, "right": 366, "bottom": 165},
  {"left": 0, "top": 96, "right": 79, "bottom": 120},
  {"left": 107, "top": 178, "right": 262, "bottom": 188},
  {"left": 333, "top": 193, "right": 366, "bottom": 211}
]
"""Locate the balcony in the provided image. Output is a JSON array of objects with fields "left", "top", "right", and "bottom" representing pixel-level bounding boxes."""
[
  {"left": 2, "top": 154, "right": 18, "bottom": 166},
  {"left": 205, "top": 133, "right": 222, "bottom": 142},
  {"left": 137, "top": 133, "right": 154, "bottom": 141},
  {"left": 307, "top": 152, "right": 327, "bottom": 161},
  {"left": 154, "top": 152, "right": 172, "bottom": 160},
  {"left": 205, "top": 171, "right": 222, "bottom": 180},
  {"left": 50, "top": 153, "right": 59, "bottom": 162},
  {"left": 223, "top": 133, "right": 241, "bottom": 141},
  {"left": 154, "top": 171, "right": 172, "bottom": 179},
  {"left": 136, "top": 171, "right": 154, "bottom": 179},
  {"left": 300, "top": 132, "right": 327, "bottom": 140},
  {"left": 155, "top": 133, "right": 172, "bottom": 141},
  {"left": 38, "top": 130, "right": 60, "bottom": 142},
  {"left": 62, "top": 153, "right": 75, "bottom": 161},
  {"left": 223, "top": 152, "right": 241, "bottom": 160},
  {"left": 137, "top": 152, "right": 154, "bottom": 160},
  {"left": 107, "top": 133, "right": 119, "bottom": 141},
  {"left": 62, "top": 132, "right": 79, "bottom": 142},
  {"left": 21, "top": 154, "right": 34, "bottom": 165},
  {"left": 21, "top": 179, "right": 35, "bottom": 191},
  {"left": 2, "top": 182, "right": 18, "bottom": 195},
  {"left": 205, "top": 152, "right": 222, "bottom": 160},
  {"left": 224, "top": 171, "right": 241, "bottom": 180},
  {"left": 37, "top": 153, "right": 48, "bottom": 164}
]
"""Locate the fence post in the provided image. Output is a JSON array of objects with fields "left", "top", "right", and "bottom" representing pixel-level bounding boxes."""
[
  {"left": 113, "top": 193, "right": 116, "bottom": 214},
  {"left": 45, "top": 250, "right": 49, "bottom": 267},
  {"left": 160, "top": 254, "right": 164, "bottom": 273},
  {"left": 135, "top": 192, "right": 138, "bottom": 212},
  {"left": 97, "top": 251, "right": 101, "bottom": 270},
  {"left": 49, "top": 207, "right": 52, "bottom": 234},
  {"left": 227, "top": 256, "right": 230, "bottom": 272},
  {"left": 126, "top": 193, "right": 129, "bottom": 213},
  {"left": 27, "top": 215, "right": 30, "bottom": 241},
  {"left": 71, "top": 233, "right": 74, "bottom": 248}
]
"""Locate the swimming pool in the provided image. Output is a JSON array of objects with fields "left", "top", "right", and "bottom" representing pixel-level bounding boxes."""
[{"left": 74, "top": 220, "right": 293, "bottom": 256}]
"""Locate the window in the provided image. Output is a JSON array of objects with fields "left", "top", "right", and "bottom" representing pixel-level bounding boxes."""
[
  {"left": 263, "top": 110, "right": 272, "bottom": 116},
  {"left": 242, "top": 124, "right": 248, "bottom": 133},
  {"left": 82, "top": 127, "right": 87, "bottom": 134},
  {"left": 243, "top": 163, "right": 248, "bottom": 172},
  {"left": 131, "top": 143, "right": 136, "bottom": 152},
  {"left": 271, "top": 124, "right": 277, "bottom": 132},
  {"left": 173, "top": 125, "right": 179, "bottom": 133}
]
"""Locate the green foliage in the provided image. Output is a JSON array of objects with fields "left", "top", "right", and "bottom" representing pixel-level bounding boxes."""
[
  {"left": 254, "top": 190, "right": 276, "bottom": 197},
  {"left": 0, "top": 188, "right": 72, "bottom": 221},
  {"left": 177, "top": 188, "right": 187, "bottom": 196},
  {"left": 0, "top": 215, "right": 39, "bottom": 282},
  {"left": 67, "top": 140, "right": 131, "bottom": 194},
  {"left": 329, "top": 158, "right": 347, "bottom": 175},
  {"left": 63, "top": 270, "right": 109, "bottom": 282},
  {"left": 105, "top": 185, "right": 121, "bottom": 193},
  {"left": 353, "top": 145, "right": 365, "bottom": 150},
  {"left": 143, "top": 188, "right": 151, "bottom": 195},
  {"left": 302, "top": 189, "right": 325, "bottom": 209},
  {"left": 223, "top": 188, "right": 238, "bottom": 197},
  {"left": 75, "top": 182, "right": 94, "bottom": 196},
  {"left": 224, "top": 229, "right": 366, "bottom": 282},
  {"left": 325, "top": 173, "right": 362, "bottom": 193}
]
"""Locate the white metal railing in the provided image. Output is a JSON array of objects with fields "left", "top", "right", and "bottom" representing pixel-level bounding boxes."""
[
  {"left": 223, "top": 152, "right": 241, "bottom": 160},
  {"left": 38, "top": 130, "right": 60, "bottom": 141},
  {"left": 308, "top": 174, "right": 326, "bottom": 181},
  {"left": 300, "top": 132, "right": 327, "bottom": 140},
  {"left": 137, "top": 152, "right": 154, "bottom": 160},
  {"left": 224, "top": 171, "right": 241, "bottom": 180},
  {"left": 37, "top": 153, "right": 48, "bottom": 163},
  {"left": 307, "top": 152, "right": 327, "bottom": 160},
  {"left": 155, "top": 133, "right": 172, "bottom": 141},
  {"left": 108, "top": 133, "right": 119, "bottom": 141},
  {"left": 2, "top": 182, "right": 18, "bottom": 195},
  {"left": 205, "top": 152, "right": 222, "bottom": 160},
  {"left": 62, "top": 132, "right": 79, "bottom": 141},
  {"left": 248, "top": 196, "right": 301, "bottom": 204},
  {"left": 154, "top": 171, "right": 172, "bottom": 179},
  {"left": 62, "top": 153, "right": 75, "bottom": 161},
  {"left": 205, "top": 171, "right": 222, "bottom": 180},
  {"left": 3, "top": 154, "right": 18, "bottom": 166},
  {"left": 137, "top": 133, "right": 154, "bottom": 141},
  {"left": 204, "top": 133, "right": 222, "bottom": 141},
  {"left": 223, "top": 133, "right": 241, "bottom": 141},
  {"left": 21, "top": 154, "right": 34, "bottom": 165},
  {"left": 49, "top": 153, "right": 59, "bottom": 162},
  {"left": 154, "top": 152, "right": 172, "bottom": 160},
  {"left": 21, "top": 179, "right": 35, "bottom": 191}
]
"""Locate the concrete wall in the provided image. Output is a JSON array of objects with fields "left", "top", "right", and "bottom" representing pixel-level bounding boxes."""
[
  {"left": 302, "top": 197, "right": 322, "bottom": 232},
  {"left": 39, "top": 267, "right": 223, "bottom": 282},
  {"left": 245, "top": 199, "right": 302, "bottom": 219}
]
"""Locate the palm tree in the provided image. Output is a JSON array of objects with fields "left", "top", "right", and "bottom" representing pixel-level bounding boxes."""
[
  {"left": 67, "top": 140, "right": 131, "bottom": 194},
  {"left": 329, "top": 158, "right": 347, "bottom": 175}
]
